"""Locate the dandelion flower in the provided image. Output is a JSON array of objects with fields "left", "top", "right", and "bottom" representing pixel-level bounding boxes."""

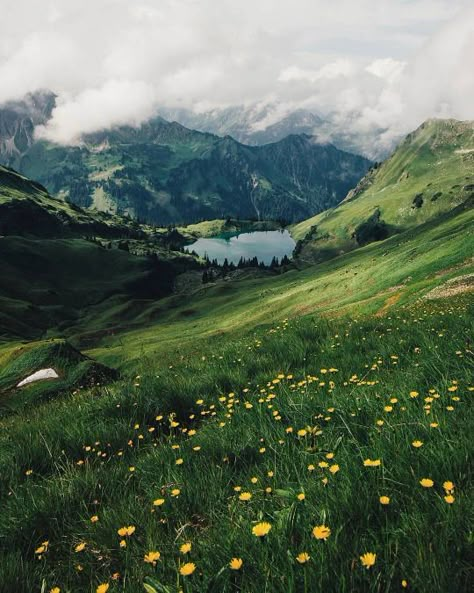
[
  {"left": 153, "top": 498, "right": 165, "bottom": 507},
  {"left": 444, "top": 494, "right": 455, "bottom": 504},
  {"left": 379, "top": 496, "right": 390, "bottom": 505},
  {"left": 75, "top": 542, "right": 86, "bottom": 552},
  {"left": 443, "top": 481, "right": 454, "bottom": 493},
  {"left": 297, "top": 493, "right": 305, "bottom": 501},
  {"left": 312, "top": 525, "right": 331, "bottom": 540},
  {"left": 180, "top": 542, "right": 192, "bottom": 554},
  {"left": 363, "top": 459, "right": 381, "bottom": 467},
  {"left": 296, "top": 552, "right": 310, "bottom": 564},
  {"left": 360, "top": 552, "right": 376, "bottom": 569},
  {"left": 252, "top": 522, "right": 272, "bottom": 537},
  {"left": 176, "top": 458, "right": 184, "bottom": 465},
  {"left": 229, "top": 557, "right": 243, "bottom": 570},
  {"left": 50, "top": 588, "right": 60, "bottom": 593},
  {"left": 96, "top": 584, "right": 109, "bottom": 593},
  {"left": 179, "top": 562, "right": 196, "bottom": 576},
  {"left": 90, "top": 515, "right": 99, "bottom": 523},
  {"left": 412, "top": 440, "right": 423, "bottom": 448},
  {"left": 117, "top": 526, "right": 136, "bottom": 537},
  {"left": 144, "top": 551, "right": 161, "bottom": 565},
  {"left": 329, "top": 464, "right": 340, "bottom": 474},
  {"left": 239, "top": 492, "right": 252, "bottom": 501},
  {"left": 420, "top": 478, "right": 434, "bottom": 488}
]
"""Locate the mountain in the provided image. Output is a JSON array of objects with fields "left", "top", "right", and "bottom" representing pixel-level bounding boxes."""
[
  {"left": 0, "top": 95, "right": 371, "bottom": 225},
  {"left": 159, "top": 104, "right": 325, "bottom": 145},
  {"left": 291, "top": 118, "right": 474, "bottom": 262},
  {"left": 0, "top": 165, "right": 198, "bottom": 341},
  {"left": 158, "top": 103, "right": 392, "bottom": 159},
  {"left": 0, "top": 91, "right": 55, "bottom": 162}
]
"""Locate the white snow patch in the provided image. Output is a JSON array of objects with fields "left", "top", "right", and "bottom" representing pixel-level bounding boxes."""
[{"left": 17, "top": 368, "right": 59, "bottom": 387}]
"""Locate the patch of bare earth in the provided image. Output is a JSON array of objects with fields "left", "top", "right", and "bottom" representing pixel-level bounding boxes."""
[{"left": 423, "top": 273, "right": 474, "bottom": 300}]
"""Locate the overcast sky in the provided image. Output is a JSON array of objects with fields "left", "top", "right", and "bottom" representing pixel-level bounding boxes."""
[{"left": 1, "top": 0, "right": 473, "bottom": 146}]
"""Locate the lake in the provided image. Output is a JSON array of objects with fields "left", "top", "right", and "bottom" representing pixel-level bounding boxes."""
[{"left": 184, "top": 229, "right": 296, "bottom": 266}]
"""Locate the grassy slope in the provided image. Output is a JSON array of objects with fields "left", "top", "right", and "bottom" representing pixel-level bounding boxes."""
[
  {"left": 0, "top": 292, "right": 471, "bottom": 593},
  {"left": 291, "top": 119, "right": 474, "bottom": 260},
  {"left": 0, "top": 122, "right": 472, "bottom": 593},
  {"left": 86, "top": 202, "right": 473, "bottom": 369}
]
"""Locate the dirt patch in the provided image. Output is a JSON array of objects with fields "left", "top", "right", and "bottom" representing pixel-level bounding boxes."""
[
  {"left": 423, "top": 273, "right": 474, "bottom": 300},
  {"left": 375, "top": 293, "right": 402, "bottom": 317}
]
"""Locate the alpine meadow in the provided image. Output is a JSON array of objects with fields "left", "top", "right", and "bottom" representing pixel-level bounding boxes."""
[{"left": 0, "top": 2, "right": 473, "bottom": 593}]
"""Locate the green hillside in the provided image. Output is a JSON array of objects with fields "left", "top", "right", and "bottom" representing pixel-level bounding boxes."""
[
  {"left": 0, "top": 121, "right": 472, "bottom": 593},
  {"left": 292, "top": 119, "right": 474, "bottom": 261},
  {"left": 0, "top": 166, "right": 200, "bottom": 341},
  {"left": 0, "top": 110, "right": 371, "bottom": 224}
]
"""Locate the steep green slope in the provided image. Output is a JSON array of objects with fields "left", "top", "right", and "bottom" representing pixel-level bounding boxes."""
[
  {"left": 3, "top": 116, "right": 370, "bottom": 225},
  {"left": 291, "top": 119, "right": 474, "bottom": 261},
  {"left": 0, "top": 167, "right": 199, "bottom": 341}
]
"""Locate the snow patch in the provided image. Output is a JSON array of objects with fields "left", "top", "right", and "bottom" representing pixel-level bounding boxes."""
[{"left": 17, "top": 368, "right": 59, "bottom": 387}]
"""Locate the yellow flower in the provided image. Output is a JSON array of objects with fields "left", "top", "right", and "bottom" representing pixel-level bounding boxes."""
[
  {"left": 35, "top": 541, "right": 49, "bottom": 555},
  {"left": 360, "top": 552, "right": 377, "bottom": 569},
  {"left": 96, "top": 584, "right": 109, "bottom": 593},
  {"left": 412, "top": 440, "right": 423, "bottom": 448},
  {"left": 379, "top": 495, "right": 390, "bottom": 505},
  {"left": 75, "top": 542, "right": 86, "bottom": 552},
  {"left": 50, "top": 589, "right": 61, "bottom": 593},
  {"left": 144, "top": 551, "right": 161, "bottom": 565},
  {"left": 443, "top": 481, "right": 454, "bottom": 493},
  {"left": 179, "top": 562, "right": 196, "bottom": 576},
  {"left": 329, "top": 464, "right": 340, "bottom": 474},
  {"left": 297, "top": 429, "right": 307, "bottom": 437},
  {"left": 239, "top": 492, "right": 252, "bottom": 501},
  {"left": 117, "top": 525, "right": 136, "bottom": 537},
  {"left": 175, "top": 458, "right": 184, "bottom": 465},
  {"left": 402, "top": 580, "right": 408, "bottom": 588},
  {"left": 363, "top": 459, "right": 381, "bottom": 467},
  {"left": 312, "top": 525, "right": 331, "bottom": 540},
  {"left": 229, "top": 557, "right": 243, "bottom": 570},
  {"left": 444, "top": 494, "right": 455, "bottom": 504},
  {"left": 153, "top": 498, "right": 165, "bottom": 506},
  {"left": 119, "top": 539, "right": 127, "bottom": 548},
  {"left": 180, "top": 542, "right": 192, "bottom": 554},
  {"left": 297, "top": 493, "right": 305, "bottom": 501},
  {"left": 250, "top": 477, "right": 258, "bottom": 484},
  {"left": 410, "top": 391, "right": 419, "bottom": 398},
  {"left": 296, "top": 552, "right": 310, "bottom": 564},
  {"left": 307, "top": 464, "right": 315, "bottom": 471},
  {"left": 171, "top": 488, "right": 181, "bottom": 497},
  {"left": 90, "top": 515, "right": 99, "bottom": 523},
  {"left": 420, "top": 478, "right": 434, "bottom": 488},
  {"left": 252, "top": 522, "right": 272, "bottom": 537}
]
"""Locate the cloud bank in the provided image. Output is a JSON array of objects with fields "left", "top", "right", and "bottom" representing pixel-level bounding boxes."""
[{"left": 0, "top": 0, "right": 472, "bottom": 149}]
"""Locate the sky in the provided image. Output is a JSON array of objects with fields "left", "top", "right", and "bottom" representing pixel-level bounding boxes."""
[{"left": 0, "top": 0, "right": 473, "bottom": 148}]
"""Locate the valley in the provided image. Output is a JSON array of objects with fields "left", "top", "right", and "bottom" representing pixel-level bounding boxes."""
[{"left": 0, "top": 118, "right": 472, "bottom": 593}]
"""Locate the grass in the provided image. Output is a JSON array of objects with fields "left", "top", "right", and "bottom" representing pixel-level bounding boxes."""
[
  {"left": 0, "top": 293, "right": 471, "bottom": 593},
  {"left": 84, "top": 203, "right": 473, "bottom": 369}
]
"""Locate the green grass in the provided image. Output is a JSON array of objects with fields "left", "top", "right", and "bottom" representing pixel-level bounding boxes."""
[
  {"left": 84, "top": 203, "right": 473, "bottom": 369},
  {"left": 0, "top": 294, "right": 471, "bottom": 593}
]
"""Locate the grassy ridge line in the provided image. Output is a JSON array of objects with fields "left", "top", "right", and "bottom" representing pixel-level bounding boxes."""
[
  {"left": 0, "top": 295, "right": 471, "bottom": 592},
  {"left": 290, "top": 119, "right": 474, "bottom": 258}
]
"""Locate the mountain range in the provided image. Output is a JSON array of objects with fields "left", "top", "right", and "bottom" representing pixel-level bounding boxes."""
[{"left": 0, "top": 93, "right": 372, "bottom": 225}]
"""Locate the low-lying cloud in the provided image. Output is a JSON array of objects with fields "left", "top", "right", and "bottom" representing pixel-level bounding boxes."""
[{"left": 0, "top": 0, "right": 472, "bottom": 152}]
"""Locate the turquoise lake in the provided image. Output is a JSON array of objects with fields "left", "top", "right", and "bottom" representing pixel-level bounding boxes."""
[{"left": 184, "top": 229, "right": 296, "bottom": 265}]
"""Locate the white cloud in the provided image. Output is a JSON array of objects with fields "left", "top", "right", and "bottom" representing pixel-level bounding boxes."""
[{"left": 0, "top": 0, "right": 472, "bottom": 147}]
